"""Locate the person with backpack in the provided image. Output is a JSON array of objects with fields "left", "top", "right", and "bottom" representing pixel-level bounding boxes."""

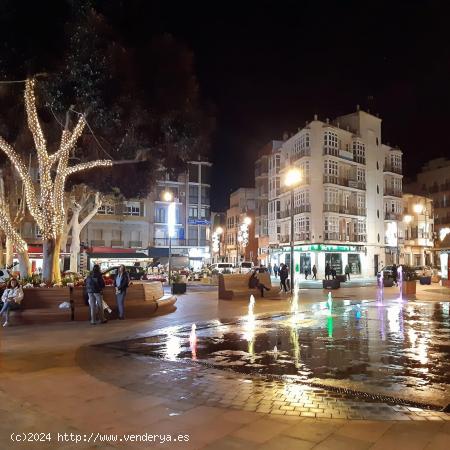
[
  {"left": 85, "top": 265, "right": 107, "bottom": 325},
  {"left": 115, "top": 264, "right": 130, "bottom": 320},
  {"left": 312, "top": 265, "right": 317, "bottom": 280}
]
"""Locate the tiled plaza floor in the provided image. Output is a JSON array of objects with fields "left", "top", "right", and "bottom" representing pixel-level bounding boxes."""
[{"left": 0, "top": 282, "right": 449, "bottom": 449}]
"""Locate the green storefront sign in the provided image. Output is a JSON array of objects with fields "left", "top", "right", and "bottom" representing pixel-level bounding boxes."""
[{"left": 281, "top": 244, "right": 357, "bottom": 252}]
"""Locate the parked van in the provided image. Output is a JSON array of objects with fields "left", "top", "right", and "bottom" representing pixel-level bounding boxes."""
[
  {"left": 239, "top": 261, "right": 254, "bottom": 274},
  {"left": 210, "top": 263, "right": 234, "bottom": 273}
]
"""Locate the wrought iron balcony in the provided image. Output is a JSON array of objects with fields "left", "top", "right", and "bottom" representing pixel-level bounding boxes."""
[{"left": 323, "top": 175, "right": 366, "bottom": 190}]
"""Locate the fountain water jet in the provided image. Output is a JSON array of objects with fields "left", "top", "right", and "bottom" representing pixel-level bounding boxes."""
[
  {"left": 398, "top": 265, "right": 403, "bottom": 302},
  {"left": 189, "top": 323, "right": 197, "bottom": 360},
  {"left": 327, "top": 292, "right": 333, "bottom": 316}
]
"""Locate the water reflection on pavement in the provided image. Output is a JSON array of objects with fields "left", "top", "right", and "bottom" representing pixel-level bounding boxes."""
[{"left": 105, "top": 297, "right": 450, "bottom": 408}]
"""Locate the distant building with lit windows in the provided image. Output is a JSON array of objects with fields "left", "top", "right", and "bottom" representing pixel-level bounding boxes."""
[{"left": 81, "top": 160, "right": 212, "bottom": 270}]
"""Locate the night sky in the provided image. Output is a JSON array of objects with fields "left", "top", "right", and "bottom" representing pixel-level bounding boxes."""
[{"left": 3, "top": 0, "right": 450, "bottom": 210}]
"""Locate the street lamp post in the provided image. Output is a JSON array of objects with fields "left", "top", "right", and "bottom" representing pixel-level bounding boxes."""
[
  {"left": 163, "top": 191, "right": 175, "bottom": 286},
  {"left": 284, "top": 168, "right": 302, "bottom": 291},
  {"left": 414, "top": 203, "right": 429, "bottom": 265}
]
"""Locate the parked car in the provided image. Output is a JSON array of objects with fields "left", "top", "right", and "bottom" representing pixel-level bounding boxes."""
[
  {"left": 102, "top": 266, "right": 145, "bottom": 284},
  {"left": 209, "top": 263, "right": 235, "bottom": 274},
  {"left": 239, "top": 261, "right": 254, "bottom": 274},
  {"left": 377, "top": 265, "right": 418, "bottom": 281},
  {"left": 413, "top": 266, "right": 432, "bottom": 277}
]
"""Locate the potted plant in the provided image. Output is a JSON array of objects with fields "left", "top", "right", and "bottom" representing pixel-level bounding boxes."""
[
  {"left": 171, "top": 273, "right": 186, "bottom": 294},
  {"left": 402, "top": 267, "right": 417, "bottom": 295}
]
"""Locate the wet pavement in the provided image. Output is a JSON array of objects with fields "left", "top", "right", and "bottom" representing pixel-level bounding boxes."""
[{"left": 103, "top": 295, "right": 450, "bottom": 409}]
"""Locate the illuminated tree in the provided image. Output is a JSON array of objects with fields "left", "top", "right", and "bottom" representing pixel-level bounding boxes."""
[
  {"left": 0, "top": 79, "right": 112, "bottom": 282},
  {"left": 0, "top": 168, "right": 30, "bottom": 276}
]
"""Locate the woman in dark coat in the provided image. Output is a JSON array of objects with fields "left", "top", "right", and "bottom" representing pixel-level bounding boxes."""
[{"left": 114, "top": 265, "right": 130, "bottom": 320}]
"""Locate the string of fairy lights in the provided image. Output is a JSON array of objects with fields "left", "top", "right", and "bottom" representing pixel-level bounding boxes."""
[{"left": 0, "top": 77, "right": 113, "bottom": 251}]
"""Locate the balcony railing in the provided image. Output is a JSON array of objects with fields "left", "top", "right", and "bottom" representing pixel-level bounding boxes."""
[
  {"left": 153, "top": 238, "right": 210, "bottom": 247},
  {"left": 384, "top": 188, "right": 402, "bottom": 198},
  {"left": 129, "top": 240, "right": 142, "bottom": 248},
  {"left": 290, "top": 148, "right": 311, "bottom": 162},
  {"left": 323, "top": 175, "right": 366, "bottom": 190},
  {"left": 383, "top": 164, "right": 402, "bottom": 175},
  {"left": 324, "top": 233, "right": 367, "bottom": 242},
  {"left": 323, "top": 147, "right": 366, "bottom": 165},
  {"left": 111, "top": 240, "right": 124, "bottom": 248},
  {"left": 384, "top": 212, "right": 402, "bottom": 220},
  {"left": 323, "top": 204, "right": 366, "bottom": 216},
  {"left": 280, "top": 204, "right": 311, "bottom": 218}
]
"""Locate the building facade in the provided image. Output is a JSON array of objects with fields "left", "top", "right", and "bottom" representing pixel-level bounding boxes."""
[
  {"left": 267, "top": 109, "right": 403, "bottom": 278},
  {"left": 224, "top": 188, "right": 257, "bottom": 265},
  {"left": 81, "top": 160, "right": 212, "bottom": 270},
  {"left": 401, "top": 193, "right": 434, "bottom": 267},
  {"left": 254, "top": 141, "right": 283, "bottom": 267},
  {"left": 405, "top": 158, "right": 450, "bottom": 244}
]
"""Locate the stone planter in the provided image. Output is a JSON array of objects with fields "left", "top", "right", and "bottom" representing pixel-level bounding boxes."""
[
  {"left": 402, "top": 280, "right": 417, "bottom": 295},
  {"left": 419, "top": 276, "right": 431, "bottom": 285},
  {"left": 336, "top": 275, "right": 347, "bottom": 282},
  {"left": 172, "top": 283, "right": 187, "bottom": 294},
  {"left": 322, "top": 279, "right": 340, "bottom": 289}
]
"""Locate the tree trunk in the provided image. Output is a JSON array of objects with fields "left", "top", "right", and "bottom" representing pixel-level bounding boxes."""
[
  {"left": 0, "top": 236, "right": 4, "bottom": 267},
  {"left": 42, "top": 238, "right": 56, "bottom": 283},
  {"left": 18, "top": 250, "right": 31, "bottom": 278},
  {"left": 69, "top": 222, "right": 81, "bottom": 273},
  {"left": 5, "top": 236, "right": 13, "bottom": 266},
  {"left": 52, "top": 235, "right": 62, "bottom": 283}
]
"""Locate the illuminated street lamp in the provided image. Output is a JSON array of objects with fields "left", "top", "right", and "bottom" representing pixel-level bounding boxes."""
[
  {"left": 284, "top": 167, "right": 302, "bottom": 290},
  {"left": 403, "top": 215, "right": 412, "bottom": 224},
  {"left": 212, "top": 226, "right": 224, "bottom": 260},
  {"left": 237, "top": 216, "right": 251, "bottom": 263},
  {"left": 163, "top": 191, "right": 175, "bottom": 285}
]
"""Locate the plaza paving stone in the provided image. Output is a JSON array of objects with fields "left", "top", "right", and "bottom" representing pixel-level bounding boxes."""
[{"left": 0, "top": 282, "right": 449, "bottom": 449}]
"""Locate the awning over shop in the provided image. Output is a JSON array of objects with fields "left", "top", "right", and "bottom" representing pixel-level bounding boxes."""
[
  {"left": 148, "top": 247, "right": 170, "bottom": 258},
  {"left": 88, "top": 252, "right": 149, "bottom": 259}
]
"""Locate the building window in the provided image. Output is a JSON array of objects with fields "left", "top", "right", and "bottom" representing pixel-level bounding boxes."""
[
  {"left": 324, "top": 131, "right": 339, "bottom": 156},
  {"left": 352, "top": 141, "right": 366, "bottom": 164},
  {"left": 293, "top": 133, "right": 310, "bottom": 157},
  {"left": 124, "top": 202, "right": 140, "bottom": 216},
  {"left": 155, "top": 207, "right": 165, "bottom": 223},
  {"left": 189, "top": 185, "right": 199, "bottom": 204},
  {"left": 97, "top": 204, "right": 114, "bottom": 215},
  {"left": 324, "top": 159, "right": 338, "bottom": 176},
  {"left": 189, "top": 206, "right": 198, "bottom": 219},
  {"left": 357, "top": 168, "right": 365, "bottom": 182}
]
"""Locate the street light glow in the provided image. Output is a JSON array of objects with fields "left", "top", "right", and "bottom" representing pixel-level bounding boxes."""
[
  {"left": 403, "top": 215, "right": 412, "bottom": 224},
  {"left": 215, "top": 226, "right": 223, "bottom": 234},
  {"left": 243, "top": 216, "right": 252, "bottom": 225},
  {"left": 163, "top": 191, "right": 173, "bottom": 202},
  {"left": 284, "top": 167, "right": 302, "bottom": 187},
  {"left": 413, "top": 203, "right": 424, "bottom": 214}
]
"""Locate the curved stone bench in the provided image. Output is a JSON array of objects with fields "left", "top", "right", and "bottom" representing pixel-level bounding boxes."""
[{"left": 218, "top": 272, "right": 280, "bottom": 300}]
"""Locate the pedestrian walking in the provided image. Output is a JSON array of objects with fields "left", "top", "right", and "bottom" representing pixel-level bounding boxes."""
[
  {"left": 279, "top": 264, "right": 289, "bottom": 292},
  {"left": 312, "top": 265, "right": 317, "bottom": 280},
  {"left": 115, "top": 264, "right": 130, "bottom": 320},
  {"left": 268, "top": 263, "right": 272, "bottom": 276},
  {"left": 331, "top": 268, "right": 337, "bottom": 279},
  {"left": 325, "top": 263, "right": 331, "bottom": 280},
  {"left": 345, "top": 264, "right": 351, "bottom": 281},
  {"left": 85, "top": 264, "right": 107, "bottom": 325},
  {"left": 304, "top": 266, "right": 309, "bottom": 280},
  {"left": 273, "top": 264, "right": 279, "bottom": 278},
  {"left": 392, "top": 263, "right": 398, "bottom": 286},
  {"left": 0, "top": 278, "right": 23, "bottom": 327}
]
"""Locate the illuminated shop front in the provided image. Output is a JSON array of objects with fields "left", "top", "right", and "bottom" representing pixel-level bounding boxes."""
[{"left": 270, "top": 244, "right": 367, "bottom": 277}]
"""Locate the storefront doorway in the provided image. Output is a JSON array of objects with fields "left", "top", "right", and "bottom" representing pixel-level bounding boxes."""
[
  {"left": 347, "top": 253, "right": 361, "bottom": 274},
  {"left": 325, "top": 253, "right": 342, "bottom": 275}
]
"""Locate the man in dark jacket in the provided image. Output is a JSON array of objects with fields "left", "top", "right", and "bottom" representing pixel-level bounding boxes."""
[
  {"left": 85, "top": 264, "right": 106, "bottom": 324},
  {"left": 248, "top": 271, "right": 270, "bottom": 297}
]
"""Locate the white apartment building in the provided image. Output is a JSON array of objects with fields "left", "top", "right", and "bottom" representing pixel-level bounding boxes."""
[{"left": 268, "top": 108, "right": 403, "bottom": 278}]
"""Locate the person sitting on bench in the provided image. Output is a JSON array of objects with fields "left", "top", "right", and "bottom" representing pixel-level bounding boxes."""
[{"left": 248, "top": 271, "right": 270, "bottom": 297}]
